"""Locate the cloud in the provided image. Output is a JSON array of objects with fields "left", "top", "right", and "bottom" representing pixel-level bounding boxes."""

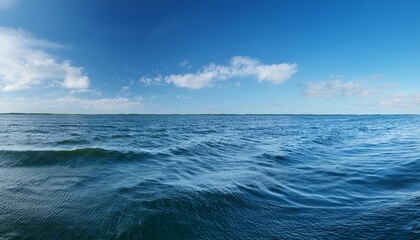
[
  {"left": 176, "top": 95, "right": 191, "bottom": 99},
  {"left": 303, "top": 80, "right": 373, "bottom": 97},
  {"left": 0, "top": 96, "right": 142, "bottom": 114},
  {"left": 0, "top": 0, "right": 17, "bottom": 10},
  {"left": 379, "top": 83, "right": 399, "bottom": 89},
  {"left": 142, "top": 56, "right": 297, "bottom": 89},
  {"left": 0, "top": 27, "right": 89, "bottom": 91},
  {"left": 368, "top": 73, "right": 384, "bottom": 80},
  {"left": 380, "top": 93, "right": 420, "bottom": 107},
  {"left": 52, "top": 96, "right": 141, "bottom": 112},
  {"left": 140, "top": 74, "right": 163, "bottom": 86},
  {"left": 179, "top": 60, "right": 192, "bottom": 69}
]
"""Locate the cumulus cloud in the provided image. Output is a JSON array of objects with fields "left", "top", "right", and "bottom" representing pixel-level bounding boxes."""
[
  {"left": 303, "top": 80, "right": 373, "bottom": 97},
  {"left": 141, "top": 56, "right": 297, "bottom": 89},
  {"left": 0, "top": 27, "right": 89, "bottom": 91}
]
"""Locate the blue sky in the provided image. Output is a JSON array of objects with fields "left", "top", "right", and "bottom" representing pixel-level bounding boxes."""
[{"left": 0, "top": 0, "right": 419, "bottom": 114}]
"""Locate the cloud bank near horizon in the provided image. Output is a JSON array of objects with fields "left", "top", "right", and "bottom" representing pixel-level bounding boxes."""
[
  {"left": 303, "top": 80, "right": 372, "bottom": 97},
  {"left": 0, "top": 96, "right": 142, "bottom": 114}
]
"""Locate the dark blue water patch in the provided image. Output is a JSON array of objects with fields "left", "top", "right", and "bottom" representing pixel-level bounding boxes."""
[
  {"left": 111, "top": 134, "right": 133, "bottom": 139},
  {"left": 24, "top": 129, "right": 50, "bottom": 134},
  {"left": 256, "top": 153, "right": 292, "bottom": 163},
  {"left": 325, "top": 196, "right": 420, "bottom": 239},
  {"left": 56, "top": 139, "right": 91, "bottom": 145},
  {"left": 345, "top": 159, "right": 420, "bottom": 192},
  {"left": 192, "top": 129, "right": 219, "bottom": 134},
  {"left": 0, "top": 148, "right": 157, "bottom": 167},
  {"left": 116, "top": 127, "right": 131, "bottom": 132},
  {"left": 58, "top": 124, "right": 85, "bottom": 127}
]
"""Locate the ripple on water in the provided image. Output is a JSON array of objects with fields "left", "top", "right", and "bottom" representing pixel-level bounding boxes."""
[{"left": 0, "top": 115, "right": 419, "bottom": 239}]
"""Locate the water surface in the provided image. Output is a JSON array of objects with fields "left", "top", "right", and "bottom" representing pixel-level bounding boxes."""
[{"left": 0, "top": 115, "right": 419, "bottom": 239}]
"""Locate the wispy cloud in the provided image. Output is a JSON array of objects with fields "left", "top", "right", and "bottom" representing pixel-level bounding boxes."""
[
  {"left": 367, "top": 73, "right": 384, "bottom": 80},
  {"left": 176, "top": 95, "right": 191, "bottom": 99},
  {"left": 0, "top": 0, "right": 17, "bottom": 10},
  {"left": 380, "top": 83, "right": 400, "bottom": 89},
  {"left": 380, "top": 93, "right": 420, "bottom": 107},
  {"left": 179, "top": 59, "right": 192, "bottom": 69},
  {"left": 141, "top": 56, "right": 297, "bottom": 89},
  {"left": 140, "top": 74, "right": 163, "bottom": 86},
  {"left": 0, "top": 96, "right": 142, "bottom": 114},
  {"left": 120, "top": 80, "right": 135, "bottom": 92},
  {"left": 302, "top": 72, "right": 399, "bottom": 98},
  {"left": 303, "top": 80, "right": 373, "bottom": 97},
  {"left": 0, "top": 27, "right": 89, "bottom": 91}
]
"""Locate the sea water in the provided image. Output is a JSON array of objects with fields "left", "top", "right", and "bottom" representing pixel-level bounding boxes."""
[{"left": 0, "top": 114, "right": 419, "bottom": 239}]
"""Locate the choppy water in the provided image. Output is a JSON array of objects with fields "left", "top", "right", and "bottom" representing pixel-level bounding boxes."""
[{"left": 0, "top": 114, "right": 419, "bottom": 239}]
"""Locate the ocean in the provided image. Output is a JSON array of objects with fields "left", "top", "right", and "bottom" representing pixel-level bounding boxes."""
[{"left": 0, "top": 114, "right": 419, "bottom": 239}]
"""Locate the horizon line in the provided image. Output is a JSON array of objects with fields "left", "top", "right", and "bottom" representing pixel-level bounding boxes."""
[{"left": 0, "top": 113, "right": 419, "bottom": 116}]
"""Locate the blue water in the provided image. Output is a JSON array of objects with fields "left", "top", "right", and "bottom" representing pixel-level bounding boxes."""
[{"left": 0, "top": 114, "right": 419, "bottom": 239}]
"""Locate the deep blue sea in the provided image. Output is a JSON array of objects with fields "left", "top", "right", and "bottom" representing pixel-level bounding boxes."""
[{"left": 0, "top": 114, "right": 419, "bottom": 239}]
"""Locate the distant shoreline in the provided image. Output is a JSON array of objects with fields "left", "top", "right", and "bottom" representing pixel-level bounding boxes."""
[{"left": 0, "top": 113, "right": 418, "bottom": 116}]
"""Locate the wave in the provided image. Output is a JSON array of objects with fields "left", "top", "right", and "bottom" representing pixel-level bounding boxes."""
[
  {"left": 24, "top": 129, "right": 50, "bottom": 134},
  {"left": 110, "top": 134, "right": 133, "bottom": 139},
  {"left": 256, "top": 153, "right": 291, "bottom": 163},
  {"left": 167, "top": 139, "right": 245, "bottom": 158},
  {"left": 0, "top": 148, "right": 155, "bottom": 167},
  {"left": 56, "top": 139, "right": 91, "bottom": 145}
]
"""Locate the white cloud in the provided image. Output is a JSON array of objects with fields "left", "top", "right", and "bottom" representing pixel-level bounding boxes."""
[
  {"left": 166, "top": 69, "right": 217, "bottom": 89},
  {"left": 121, "top": 80, "right": 134, "bottom": 91},
  {"left": 380, "top": 93, "right": 420, "bottom": 107},
  {"left": 53, "top": 96, "right": 140, "bottom": 112},
  {"left": 0, "top": 96, "right": 142, "bottom": 114},
  {"left": 142, "top": 56, "right": 297, "bottom": 89},
  {"left": 0, "top": 27, "right": 89, "bottom": 91},
  {"left": 303, "top": 80, "right": 373, "bottom": 97},
  {"left": 176, "top": 95, "right": 191, "bottom": 99},
  {"left": 140, "top": 74, "right": 163, "bottom": 86}
]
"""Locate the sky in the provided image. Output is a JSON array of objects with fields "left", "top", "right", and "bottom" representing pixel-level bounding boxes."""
[{"left": 0, "top": 0, "right": 419, "bottom": 114}]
